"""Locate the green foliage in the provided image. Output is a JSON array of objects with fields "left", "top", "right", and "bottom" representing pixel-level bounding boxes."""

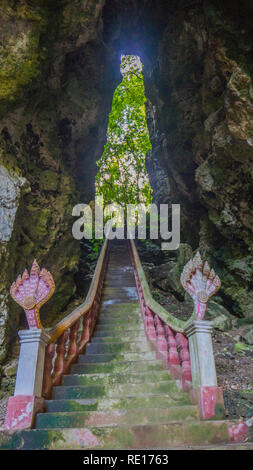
[
  {"left": 81, "top": 232, "right": 104, "bottom": 262},
  {"left": 96, "top": 55, "right": 152, "bottom": 209}
]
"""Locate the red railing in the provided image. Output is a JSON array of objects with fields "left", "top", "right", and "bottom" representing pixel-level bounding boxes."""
[
  {"left": 42, "top": 239, "right": 108, "bottom": 399},
  {"left": 129, "top": 240, "right": 192, "bottom": 391}
]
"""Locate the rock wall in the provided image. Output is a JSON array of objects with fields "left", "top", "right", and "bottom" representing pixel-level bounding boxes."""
[
  {"left": 0, "top": 0, "right": 115, "bottom": 366},
  {"left": 143, "top": 0, "right": 253, "bottom": 319},
  {"left": 101, "top": 0, "right": 253, "bottom": 319}
]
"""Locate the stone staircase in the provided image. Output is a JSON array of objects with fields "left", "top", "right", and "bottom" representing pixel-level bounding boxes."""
[{"left": 0, "top": 241, "right": 244, "bottom": 449}]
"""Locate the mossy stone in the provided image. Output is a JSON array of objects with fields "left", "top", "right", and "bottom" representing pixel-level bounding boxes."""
[
  {"left": 241, "top": 327, "right": 253, "bottom": 345},
  {"left": 206, "top": 300, "right": 233, "bottom": 331},
  {"left": 39, "top": 170, "right": 59, "bottom": 192},
  {"left": 233, "top": 342, "right": 253, "bottom": 354}
]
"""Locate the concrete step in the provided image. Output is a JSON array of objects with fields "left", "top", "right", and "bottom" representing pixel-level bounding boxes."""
[
  {"left": 105, "top": 266, "right": 133, "bottom": 271},
  {"left": 95, "top": 320, "right": 142, "bottom": 330},
  {"left": 102, "top": 286, "right": 137, "bottom": 294},
  {"left": 99, "top": 300, "right": 139, "bottom": 309},
  {"left": 94, "top": 325, "right": 145, "bottom": 335},
  {"left": 36, "top": 405, "right": 198, "bottom": 429},
  {"left": 0, "top": 420, "right": 234, "bottom": 449},
  {"left": 103, "top": 281, "right": 136, "bottom": 287},
  {"left": 98, "top": 301, "right": 140, "bottom": 314},
  {"left": 97, "top": 314, "right": 141, "bottom": 322},
  {"left": 98, "top": 312, "right": 141, "bottom": 321},
  {"left": 103, "top": 279, "right": 136, "bottom": 286},
  {"left": 77, "top": 351, "right": 157, "bottom": 363},
  {"left": 86, "top": 341, "right": 151, "bottom": 354},
  {"left": 104, "top": 276, "right": 133, "bottom": 281},
  {"left": 90, "top": 332, "right": 147, "bottom": 343},
  {"left": 104, "top": 280, "right": 135, "bottom": 284},
  {"left": 96, "top": 319, "right": 142, "bottom": 328},
  {"left": 101, "top": 294, "right": 138, "bottom": 303},
  {"left": 52, "top": 380, "right": 180, "bottom": 400},
  {"left": 62, "top": 369, "right": 173, "bottom": 387},
  {"left": 101, "top": 298, "right": 139, "bottom": 305},
  {"left": 71, "top": 359, "right": 164, "bottom": 374},
  {"left": 97, "top": 316, "right": 141, "bottom": 324},
  {"left": 45, "top": 392, "right": 192, "bottom": 413},
  {"left": 45, "top": 391, "right": 192, "bottom": 414}
]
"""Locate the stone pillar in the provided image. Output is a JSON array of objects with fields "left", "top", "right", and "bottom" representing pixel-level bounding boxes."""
[
  {"left": 184, "top": 320, "right": 225, "bottom": 420},
  {"left": 4, "top": 329, "right": 50, "bottom": 430}
]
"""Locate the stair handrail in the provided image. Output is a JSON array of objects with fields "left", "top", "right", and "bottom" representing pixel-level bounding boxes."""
[
  {"left": 9, "top": 238, "right": 108, "bottom": 342},
  {"left": 5, "top": 238, "right": 108, "bottom": 431},
  {"left": 47, "top": 238, "right": 108, "bottom": 343},
  {"left": 129, "top": 239, "right": 186, "bottom": 332},
  {"left": 129, "top": 239, "right": 222, "bottom": 331},
  {"left": 129, "top": 239, "right": 229, "bottom": 420}
]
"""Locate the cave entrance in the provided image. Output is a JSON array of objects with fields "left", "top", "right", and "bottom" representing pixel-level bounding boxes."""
[{"left": 95, "top": 54, "right": 152, "bottom": 220}]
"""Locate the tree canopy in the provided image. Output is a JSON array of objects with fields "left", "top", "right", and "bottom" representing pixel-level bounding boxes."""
[{"left": 96, "top": 55, "right": 152, "bottom": 210}]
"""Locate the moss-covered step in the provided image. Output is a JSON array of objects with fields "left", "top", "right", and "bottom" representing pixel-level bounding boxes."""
[
  {"left": 35, "top": 405, "right": 198, "bottom": 429},
  {"left": 102, "top": 286, "right": 138, "bottom": 295},
  {"left": 105, "top": 264, "right": 134, "bottom": 270},
  {"left": 100, "top": 297, "right": 139, "bottom": 305},
  {"left": 97, "top": 312, "right": 141, "bottom": 321},
  {"left": 62, "top": 369, "right": 174, "bottom": 386},
  {"left": 99, "top": 306, "right": 140, "bottom": 314},
  {"left": 96, "top": 317, "right": 141, "bottom": 325},
  {"left": 104, "top": 277, "right": 136, "bottom": 284},
  {"left": 71, "top": 359, "right": 164, "bottom": 374},
  {"left": 85, "top": 341, "right": 152, "bottom": 354},
  {"left": 96, "top": 318, "right": 142, "bottom": 327},
  {"left": 52, "top": 380, "right": 180, "bottom": 400},
  {"left": 101, "top": 292, "right": 138, "bottom": 302},
  {"left": 94, "top": 322, "right": 145, "bottom": 332},
  {"left": 77, "top": 351, "right": 157, "bottom": 363},
  {"left": 90, "top": 332, "right": 147, "bottom": 342},
  {"left": 98, "top": 305, "right": 140, "bottom": 314},
  {"left": 103, "top": 284, "right": 136, "bottom": 290},
  {"left": 104, "top": 277, "right": 135, "bottom": 281},
  {"left": 103, "top": 280, "right": 136, "bottom": 287},
  {"left": 0, "top": 420, "right": 235, "bottom": 449},
  {"left": 92, "top": 325, "right": 145, "bottom": 335},
  {"left": 101, "top": 298, "right": 139, "bottom": 305},
  {"left": 99, "top": 301, "right": 139, "bottom": 311},
  {"left": 93, "top": 326, "right": 145, "bottom": 336},
  {"left": 45, "top": 393, "right": 192, "bottom": 413}
]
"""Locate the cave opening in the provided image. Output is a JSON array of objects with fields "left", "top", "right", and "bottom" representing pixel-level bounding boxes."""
[
  {"left": 75, "top": 54, "right": 154, "bottom": 298},
  {"left": 95, "top": 54, "right": 153, "bottom": 214}
]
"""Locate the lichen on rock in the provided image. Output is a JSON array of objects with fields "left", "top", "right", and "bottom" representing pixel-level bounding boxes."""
[
  {"left": 0, "top": 0, "right": 112, "bottom": 375},
  {"left": 0, "top": 164, "right": 29, "bottom": 243}
]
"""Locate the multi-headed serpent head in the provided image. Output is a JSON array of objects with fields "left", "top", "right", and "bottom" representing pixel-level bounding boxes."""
[
  {"left": 10, "top": 260, "right": 55, "bottom": 329},
  {"left": 180, "top": 252, "right": 221, "bottom": 320}
]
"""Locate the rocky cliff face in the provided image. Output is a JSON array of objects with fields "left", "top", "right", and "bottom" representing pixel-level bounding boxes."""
[
  {"left": 101, "top": 0, "right": 253, "bottom": 320},
  {"left": 0, "top": 0, "right": 253, "bottom": 375},
  {"left": 0, "top": 0, "right": 115, "bottom": 366},
  {"left": 143, "top": 0, "right": 253, "bottom": 320}
]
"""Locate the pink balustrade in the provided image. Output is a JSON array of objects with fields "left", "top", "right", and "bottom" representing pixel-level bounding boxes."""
[
  {"left": 42, "top": 255, "right": 107, "bottom": 399},
  {"left": 5, "top": 242, "right": 108, "bottom": 429},
  {"left": 129, "top": 242, "right": 192, "bottom": 392}
]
